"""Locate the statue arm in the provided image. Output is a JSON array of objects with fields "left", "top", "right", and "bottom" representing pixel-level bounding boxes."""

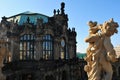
[{"left": 85, "top": 34, "right": 99, "bottom": 43}]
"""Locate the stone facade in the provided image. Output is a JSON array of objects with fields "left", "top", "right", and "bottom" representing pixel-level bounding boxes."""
[
  {"left": 114, "top": 45, "right": 120, "bottom": 58},
  {"left": 0, "top": 2, "right": 87, "bottom": 80},
  {"left": 1, "top": 2, "right": 119, "bottom": 80},
  {"left": 112, "top": 45, "right": 120, "bottom": 80},
  {"left": 112, "top": 59, "right": 120, "bottom": 80}
]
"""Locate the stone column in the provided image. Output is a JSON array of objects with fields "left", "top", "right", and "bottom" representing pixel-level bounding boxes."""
[
  {"left": 35, "top": 38, "right": 40, "bottom": 60},
  {"left": 35, "top": 37, "right": 43, "bottom": 60},
  {"left": 54, "top": 39, "right": 60, "bottom": 59},
  {"left": 39, "top": 37, "right": 43, "bottom": 59},
  {"left": 11, "top": 38, "right": 19, "bottom": 61},
  {"left": 10, "top": 39, "right": 14, "bottom": 61},
  {"left": 0, "top": 47, "right": 6, "bottom": 80}
]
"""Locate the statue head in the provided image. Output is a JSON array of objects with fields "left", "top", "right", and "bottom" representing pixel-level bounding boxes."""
[
  {"left": 88, "top": 21, "right": 100, "bottom": 34},
  {"left": 102, "top": 18, "right": 119, "bottom": 37}
]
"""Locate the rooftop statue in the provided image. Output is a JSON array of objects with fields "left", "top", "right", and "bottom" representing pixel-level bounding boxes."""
[{"left": 84, "top": 18, "right": 119, "bottom": 80}]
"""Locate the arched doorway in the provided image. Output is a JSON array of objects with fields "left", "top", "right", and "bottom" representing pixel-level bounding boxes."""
[
  {"left": 112, "top": 65, "right": 117, "bottom": 79},
  {"left": 45, "top": 75, "right": 55, "bottom": 80},
  {"left": 22, "top": 73, "right": 33, "bottom": 80},
  {"left": 62, "top": 71, "right": 67, "bottom": 80},
  {"left": 118, "top": 66, "right": 120, "bottom": 76}
]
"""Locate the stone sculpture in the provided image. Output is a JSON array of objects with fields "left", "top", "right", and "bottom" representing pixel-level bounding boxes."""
[{"left": 84, "top": 18, "right": 119, "bottom": 80}]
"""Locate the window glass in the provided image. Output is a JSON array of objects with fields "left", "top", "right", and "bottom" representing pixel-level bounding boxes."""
[
  {"left": 60, "top": 38, "right": 66, "bottom": 59},
  {"left": 20, "top": 34, "right": 35, "bottom": 60},
  {"left": 61, "top": 48, "right": 64, "bottom": 59},
  {"left": 42, "top": 35, "right": 53, "bottom": 59}
]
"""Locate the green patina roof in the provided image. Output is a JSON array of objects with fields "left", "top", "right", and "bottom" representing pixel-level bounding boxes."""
[
  {"left": 20, "top": 11, "right": 36, "bottom": 14},
  {"left": 7, "top": 11, "right": 49, "bottom": 25},
  {"left": 76, "top": 53, "right": 86, "bottom": 59}
]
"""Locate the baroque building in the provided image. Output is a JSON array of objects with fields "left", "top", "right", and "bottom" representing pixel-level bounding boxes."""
[
  {"left": 0, "top": 2, "right": 87, "bottom": 80},
  {"left": 114, "top": 45, "right": 120, "bottom": 58},
  {"left": 112, "top": 45, "right": 120, "bottom": 80}
]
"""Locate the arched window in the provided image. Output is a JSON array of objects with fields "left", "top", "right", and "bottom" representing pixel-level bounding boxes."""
[
  {"left": 42, "top": 35, "right": 53, "bottom": 59},
  {"left": 19, "top": 34, "right": 35, "bottom": 60},
  {"left": 60, "top": 38, "right": 66, "bottom": 59}
]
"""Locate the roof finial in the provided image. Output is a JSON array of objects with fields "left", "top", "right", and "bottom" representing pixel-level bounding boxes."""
[
  {"left": 2, "top": 16, "right": 7, "bottom": 21},
  {"left": 61, "top": 2, "right": 65, "bottom": 15}
]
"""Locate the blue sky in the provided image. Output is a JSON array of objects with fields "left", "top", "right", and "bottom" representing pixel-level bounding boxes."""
[{"left": 0, "top": 0, "right": 120, "bottom": 53}]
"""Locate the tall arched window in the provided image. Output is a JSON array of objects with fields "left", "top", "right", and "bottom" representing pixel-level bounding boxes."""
[
  {"left": 60, "top": 38, "right": 66, "bottom": 59},
  {"left": 19, "top": 34, "right": 35, "bottom": 60},
  {"left": 42, "top": 35, "right": 53, "bottom": 59}
]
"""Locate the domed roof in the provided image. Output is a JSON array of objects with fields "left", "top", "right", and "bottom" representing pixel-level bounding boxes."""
[{"left": 7, "top": 11, "right": 49, "bottom": 25}]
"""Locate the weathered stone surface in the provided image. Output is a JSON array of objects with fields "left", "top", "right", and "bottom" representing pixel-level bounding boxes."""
[{"left": 84, "top": 18, "right": 119, "bottom": 80}]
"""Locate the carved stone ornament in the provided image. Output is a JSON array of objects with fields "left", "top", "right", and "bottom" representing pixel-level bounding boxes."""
[
  {"left": 0, "top": 44, "right": 8, "bottom": 80},
  {"left": 84, "top": 18, "right": 119, "bottom": 80}
]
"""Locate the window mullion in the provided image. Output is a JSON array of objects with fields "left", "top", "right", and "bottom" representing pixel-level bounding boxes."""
[{"left": 20, "top": 34, "right": 35, "bottom": 60}]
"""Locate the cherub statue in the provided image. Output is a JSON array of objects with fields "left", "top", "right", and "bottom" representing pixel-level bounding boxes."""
[
  {"left": 84, "top": 21, "right": 102, "bottom": 70},
  {"left": 84, "top": 18, "right": 119, "bottom": 80}
]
